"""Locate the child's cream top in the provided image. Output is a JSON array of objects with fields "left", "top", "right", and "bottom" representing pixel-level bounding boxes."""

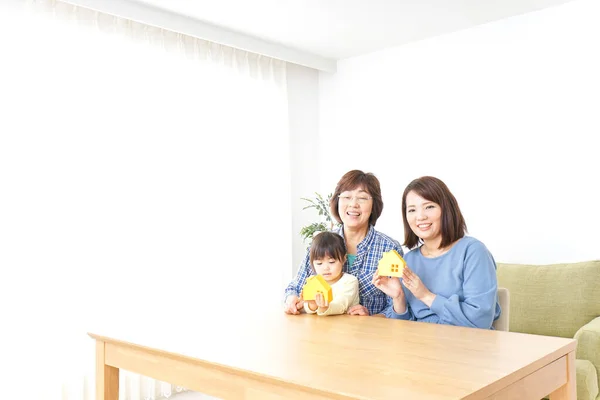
[{"left": 304, "top": 273, "right": 360, "bottom": 316}]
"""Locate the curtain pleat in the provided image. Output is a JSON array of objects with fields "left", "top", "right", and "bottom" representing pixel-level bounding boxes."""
[
  {"left": 24, "top": 0, "right": 287, "bottom": 87},
  {"left": 3, "top": 1, "right": 290, "bottom": 400}
]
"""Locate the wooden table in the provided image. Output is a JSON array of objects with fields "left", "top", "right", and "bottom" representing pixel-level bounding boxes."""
[{"left": 90, "top": 313, "right": 576, "bottom": 400}]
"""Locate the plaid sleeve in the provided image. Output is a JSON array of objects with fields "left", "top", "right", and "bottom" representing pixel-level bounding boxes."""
[
  {"left": 284, "top": 249, "right": 311, "bottom": 302},
  {"left": 360, "top": 231, "right": 405, "bottom": 315}
]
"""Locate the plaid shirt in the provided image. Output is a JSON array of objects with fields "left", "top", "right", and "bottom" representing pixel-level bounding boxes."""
[{"left": 285, "top": 225, "right": 403, "bottom": 315}]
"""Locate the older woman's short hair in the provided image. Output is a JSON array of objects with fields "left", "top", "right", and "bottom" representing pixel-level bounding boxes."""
[
  {"left": 330, "top": 170, "right": 383, "bottom": 227},
  {"left": 402, "top": 176, "right": 467, "bottom": 250}
]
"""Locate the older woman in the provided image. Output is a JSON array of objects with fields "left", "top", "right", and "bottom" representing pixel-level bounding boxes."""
[
  {"left": 374, "top": 176, "right": 501, "bottom": 328},
  {"left": 284, "top": 170, "right": 403, "bottom": 316}
]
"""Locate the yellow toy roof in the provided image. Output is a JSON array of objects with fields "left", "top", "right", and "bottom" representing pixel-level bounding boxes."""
[
  {"left": 377, "top": 250, "right": 407, "bottom": 277},
  {"left": 302, "top": 275, "right": 333, "bottom": 302}
]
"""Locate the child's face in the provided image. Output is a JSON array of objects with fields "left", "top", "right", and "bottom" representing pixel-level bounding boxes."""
[{"left": 312, "top": 255, "right": 344, "bottom": 284}]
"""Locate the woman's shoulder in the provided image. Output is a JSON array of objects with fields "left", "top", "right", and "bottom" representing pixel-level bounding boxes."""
[
  {"left": 403, "top": 237, "right": 490, "bottom": 261},
  {"left": 403, "top": 246, "right": 422, "bottom": 261},
  {"left": 453, "top": 236, "right": 496, "bottom": 267},
  {"left": 370, "top": 227, "right": 402, "bottom": 249},
  {"left": 456, "top": 236, "right": 489, "bottom": 253}
]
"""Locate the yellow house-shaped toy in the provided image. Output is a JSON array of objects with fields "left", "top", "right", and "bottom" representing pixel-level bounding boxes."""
[
  {"left": 302, "top": 275, "right": 333, "bottom": 302},
  {"left": 377, "top": 250, "right": 407, "bottom": 277}
]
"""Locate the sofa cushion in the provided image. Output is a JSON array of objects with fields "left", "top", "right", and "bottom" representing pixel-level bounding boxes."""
[
  {"left": 496, "top": 260, "right": 600, "bottom": 338},
  {"left": 576, "top": 359, "right": 599, "bottom": 400},
  {"left": 575, "top": 317, "right": 600, "bottom": 397}
]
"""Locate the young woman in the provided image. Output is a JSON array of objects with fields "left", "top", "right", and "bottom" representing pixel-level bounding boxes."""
[{"left": 374, "top": 176, "right": 501, "bottom": 329}]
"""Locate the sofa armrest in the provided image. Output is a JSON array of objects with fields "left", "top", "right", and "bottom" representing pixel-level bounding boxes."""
[{"left": 574, "top": 316, "right": 600, "bottom": 392}]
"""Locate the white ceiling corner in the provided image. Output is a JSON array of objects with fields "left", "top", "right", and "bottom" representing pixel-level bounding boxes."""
[{"left": 62, "top": 0, "right": 576, "bottom": 72}]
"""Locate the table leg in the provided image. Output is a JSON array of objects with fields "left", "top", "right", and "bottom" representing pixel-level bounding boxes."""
[
  {"left": 96, "top": 340, "right": 119, "bottom": 400},
  {"left": 549, "top": 351, "right": 576, "bottom": 400}
]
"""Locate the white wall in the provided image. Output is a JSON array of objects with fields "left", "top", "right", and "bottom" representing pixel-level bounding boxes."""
[
  {"left": 318, "top": 0, "right": 600, "bottom": 264},
  {"left": 287, "top": 63, "right": 321, "bottom": 274}
]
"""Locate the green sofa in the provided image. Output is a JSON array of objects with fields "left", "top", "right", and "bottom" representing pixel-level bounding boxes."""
[{"left": 497, "top": 260, "right": 600, "bottom": 400}]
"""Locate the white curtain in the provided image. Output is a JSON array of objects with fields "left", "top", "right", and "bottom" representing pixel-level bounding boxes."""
[{"left": 0, "top": 1, "right": 291, "bottom": 399}]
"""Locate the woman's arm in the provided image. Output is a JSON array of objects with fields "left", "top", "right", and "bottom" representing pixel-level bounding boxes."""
[
  {"left": 284, "top": 250, "right": 311, "bottom": 300},
  {"left": 373, "top": 272, "right": 413, "bottom": 320},
  {"left": 354, "top": 232, "right": 405, "bottom": 315},
  {"left": 283, "top": 251, "right": 312, "bottom": 314},
  {"left": 429, "top": 241, "right": 498, "bottom": 329},
  {"left": 381, "top": 292, "right": 414, "bottom": 320}
]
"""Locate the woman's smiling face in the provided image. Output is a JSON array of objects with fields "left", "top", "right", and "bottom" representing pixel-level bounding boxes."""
[
  {"left": 337, "top": 187, "right": 372, "bottom": 230},
  {"left": 406, "top": 190, "right": 442, "bottom": 242}
]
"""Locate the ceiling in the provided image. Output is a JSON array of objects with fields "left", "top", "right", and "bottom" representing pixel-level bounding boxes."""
[
  {"left": 65, "top": 0, "right": 574, "bottom": 71},
  {"left": 130, "top": 0, "right": 573, "bottom": 60}
]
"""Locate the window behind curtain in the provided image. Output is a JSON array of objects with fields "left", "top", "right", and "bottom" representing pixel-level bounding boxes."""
[{"left": 0, "top": 2, "right": 292, "bottom": 398}]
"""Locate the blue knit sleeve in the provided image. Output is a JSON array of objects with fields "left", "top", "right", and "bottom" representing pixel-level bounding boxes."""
[
  {"left": 429, "top": 241, "right": 498, "bottom": 329},
  {"left": 380, "top": 286, "right": 414, "bottom": 320}
]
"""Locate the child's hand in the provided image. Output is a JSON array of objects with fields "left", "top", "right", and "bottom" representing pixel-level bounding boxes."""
[
  {"left": 315, "top": 292, "right": 329, "bottom": 311},
  {"left": 306, "top": 299, "right": 318, "bottom": 312}
]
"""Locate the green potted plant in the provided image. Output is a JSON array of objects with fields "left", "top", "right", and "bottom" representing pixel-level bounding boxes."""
[{"left": 300, "top": 192, "right": 340, "bottom": 245}]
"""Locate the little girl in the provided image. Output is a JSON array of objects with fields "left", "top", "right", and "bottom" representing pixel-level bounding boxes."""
[{"left": 303, "top": 232, "right": 360, "bottom": 316}]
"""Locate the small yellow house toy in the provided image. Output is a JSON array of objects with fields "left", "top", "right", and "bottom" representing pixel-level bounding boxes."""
[
  {"left": 302, "top": 275, "right": 333, "bottom": 302},
  {"left": 377, "top": 250, "right": 407, "bottom": 277}
]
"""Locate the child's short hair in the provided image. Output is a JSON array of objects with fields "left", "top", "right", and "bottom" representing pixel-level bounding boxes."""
[{"left": 309, "top": 232, "right": 347, "bottom": 265}]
